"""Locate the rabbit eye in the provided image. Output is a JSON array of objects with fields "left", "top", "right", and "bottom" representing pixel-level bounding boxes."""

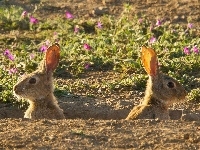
[
  {"left": 167, "top": 81, "right": 175, "bottom": 88},
  {"left": 29, "top": 78, "right": 36, "bottom": 84}
]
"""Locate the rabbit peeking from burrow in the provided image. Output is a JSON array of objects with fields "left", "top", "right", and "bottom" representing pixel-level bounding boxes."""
[
  {"left": 13, "top": 43, "right": 65, "bottom": 119},
  {"left": 126, "top": 46, "right": 187, "bottom": 120}
]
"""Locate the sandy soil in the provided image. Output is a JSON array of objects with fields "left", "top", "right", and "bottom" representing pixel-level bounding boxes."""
[
  {"left": 0, "top": 0, "right": 200, "bottom": 149},
  {"left": 0, "top": 119, "right": 200, "bottom": 149}
]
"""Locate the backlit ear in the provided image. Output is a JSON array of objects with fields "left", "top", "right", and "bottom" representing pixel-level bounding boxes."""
[
  {"left": 45, "top": 43, "right": 60, "bottom": 73},
  {"left": 141, "top": 46, "right": 158, "bottom": 76}
]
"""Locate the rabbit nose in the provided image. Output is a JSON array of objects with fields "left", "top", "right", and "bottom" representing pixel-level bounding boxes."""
[{"left": 13, "top": 85, "right": 20, "bottom": 94}]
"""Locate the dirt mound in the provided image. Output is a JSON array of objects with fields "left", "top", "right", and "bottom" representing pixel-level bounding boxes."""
[{"left": 0, "top": 119, "right": 200, "bottom": 149}]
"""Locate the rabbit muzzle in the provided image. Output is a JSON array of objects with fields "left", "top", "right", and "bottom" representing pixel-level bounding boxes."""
[{"left": 13, "top": 84, "right": 25, "bottom": 96}]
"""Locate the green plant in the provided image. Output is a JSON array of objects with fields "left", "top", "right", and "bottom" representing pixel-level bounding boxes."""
[
  {"left": 0, "top": 4, "right": 199, "bottom": 107},
  {"left": 187, "top": 88, "right": 200, "bottom": 103}
]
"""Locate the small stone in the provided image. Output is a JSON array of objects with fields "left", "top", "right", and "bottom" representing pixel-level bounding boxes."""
[
  {"left": 169, "top": 109, "right": 183, "bottom": 120},
  {"left": 174, "top": 16, "right": 179, "bottom": 19},
  {"left": 92, "top": 7, "right": 109, "bottom": 16},
  {"left": 181, "top": 113, "right": 200, "bottom": 121},
  {"left": 183, "top": 133, "right": 190, "bottom": 140},
  {"left": 102, "top": 0, "right": 116, "bottom": 5}
]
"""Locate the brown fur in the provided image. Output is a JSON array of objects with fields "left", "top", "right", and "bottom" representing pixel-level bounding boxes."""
[
  {"left": 126, "top": 47, "right": 186, "bottom": 120},
  {"left": 13, "top": 44, "right": 65, "bottom": 119}
]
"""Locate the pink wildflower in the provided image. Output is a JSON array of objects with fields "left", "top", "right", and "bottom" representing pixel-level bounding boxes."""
[
  {"left": 183, "top": 47, "right": 190, "bottom": 55},
  {"left": 30, "top": 16, "right": 38, "bottom": 24},
  {"left": 83, "top": 43, "right": 91, "bottom": 50},
  {"left": 149, "top": 37, "right": 156, "bottom": 44},
  {"left": 65, "top": 11, "right": 73, "bottom": 19}
]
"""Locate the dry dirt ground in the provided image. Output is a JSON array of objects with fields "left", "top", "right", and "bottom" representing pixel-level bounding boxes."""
[{"left": 0, "top": 0, "right": 200, "bottom": 149}]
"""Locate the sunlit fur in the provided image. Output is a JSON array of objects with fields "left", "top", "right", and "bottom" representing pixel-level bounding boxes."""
[
  {"left": 126, "top": 47, "right": 187, "bottom": 120},
  {"left": 126, "top": 72, "right": 187, "bottom": 120},
  {"left": 13, "top": 46, "right": 65, "bottom": 119}
]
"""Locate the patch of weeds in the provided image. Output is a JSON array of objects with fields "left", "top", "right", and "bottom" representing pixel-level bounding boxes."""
[
  {"left": 0, "top": 4, "right": 199, "bottom": 107},
  {"left": 187, "top": 88, "right": 200, "bottom": 103},
  {"left": 0, "top": 6, "right": 29, "bottom": 30},
  {"left": 131, "top": 74, "right": 147, "bottom": 90},
  {"left": 54, "top": 83, "right": 72, "bottom": 98}
]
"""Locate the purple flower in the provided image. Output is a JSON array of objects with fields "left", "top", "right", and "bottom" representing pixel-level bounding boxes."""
[
  {"left": 156, "top": 20, "right": 161, "bottom": 26},
  {"left": 8, "top": 54, "right": 14, "bottom": 61},
  {"left": 4, "top": 49, "right": 14, "bottom": 61},
  {"left": 192, "top": 46, "right": 199, "bottom": 54},
  {"left": 138, "top": 18, "right": 143, "bottom": 23},
  {"left": 30, "top": 16, "right": 38, "bottom": 24},
  {"left": 21, "top": 11, "right": 28, "bottom": 17},
  {"left": 29, "top": 53, "right": 35, "bottom": 60},
  {"left": 40, "top": 45, "right": 48, "bottom": 52},
  {"left": 187, "top": 23, "right": 193, "bottom": 29},
  {"left": 53, "top": 32, "right": 57, "bottom": 36},
  {"left": 149, "top": 37, "right": 156, "bottom": 44},
  {"left": 74, "top": 26, "right": 79, "bottom": 33},
  {"left": 97, "top": 21, "right": 103, "bottom": 28},
  {"left": 65, "top": 11, "right": 73, "bottom": 19},
  {"left": 4, "top": 49, "right": 10, "bottom": 56},
  {"left": 8, "top": 68, "right": 17, "bottom": 75},
  {"left": 45, "top": 39, "right": 50, "bottom": 46},
  {"left": 183, "top": 47, "right": 190, "bottom": 55},
  {"left": 83, "top": 43, "right": 91, "bottom": 50},
  {"left": 85, "top": 63, "right": 90, "bottom": 69}
]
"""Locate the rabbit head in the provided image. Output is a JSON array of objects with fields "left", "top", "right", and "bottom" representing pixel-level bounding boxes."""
[
  {"left": 13, "top": 43, "right": 60, "bottom": 101},
  {"left": 141, "top": 46, "right": 187, "bottom": 107}
]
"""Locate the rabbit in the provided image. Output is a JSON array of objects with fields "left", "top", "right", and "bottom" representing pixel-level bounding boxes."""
[
  {"left": 126, "top": 46, "right": 187, "bottom": 120},
  {"left": 13, "top": 43, "right": 65, "bottom": 119}
]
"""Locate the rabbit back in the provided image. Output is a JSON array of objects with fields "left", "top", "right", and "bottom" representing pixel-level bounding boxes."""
[{"left": 126, "top": 104, "right": 170, "bottom": 120}]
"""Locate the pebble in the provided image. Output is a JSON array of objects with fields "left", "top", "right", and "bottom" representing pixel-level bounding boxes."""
[
  {"left": 92, "top": 7, "right": 109, "bottom": 16},
  {"left": 181, "top": 113, "right": 200, "bottom": 121}
]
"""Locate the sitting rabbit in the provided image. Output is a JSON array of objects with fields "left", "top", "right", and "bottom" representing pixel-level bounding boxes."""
[
  {"left": 13, "top": 43, "right": 65, "bottom": 119},
  {"left": 126, "top": 46, "right": 187, "bottom": 120}
]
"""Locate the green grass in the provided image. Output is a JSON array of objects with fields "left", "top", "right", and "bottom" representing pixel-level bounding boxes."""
[{"left": 0, "top": 4, "right": 199, "bottom": 107}]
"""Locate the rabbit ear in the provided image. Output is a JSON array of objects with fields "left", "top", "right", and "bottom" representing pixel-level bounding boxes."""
[
  {"left": 141, "top": 46, "right": 158, "bottom": 76},
  {"left": 45, "top": 43, "right": 60, "bottom": 73}
]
